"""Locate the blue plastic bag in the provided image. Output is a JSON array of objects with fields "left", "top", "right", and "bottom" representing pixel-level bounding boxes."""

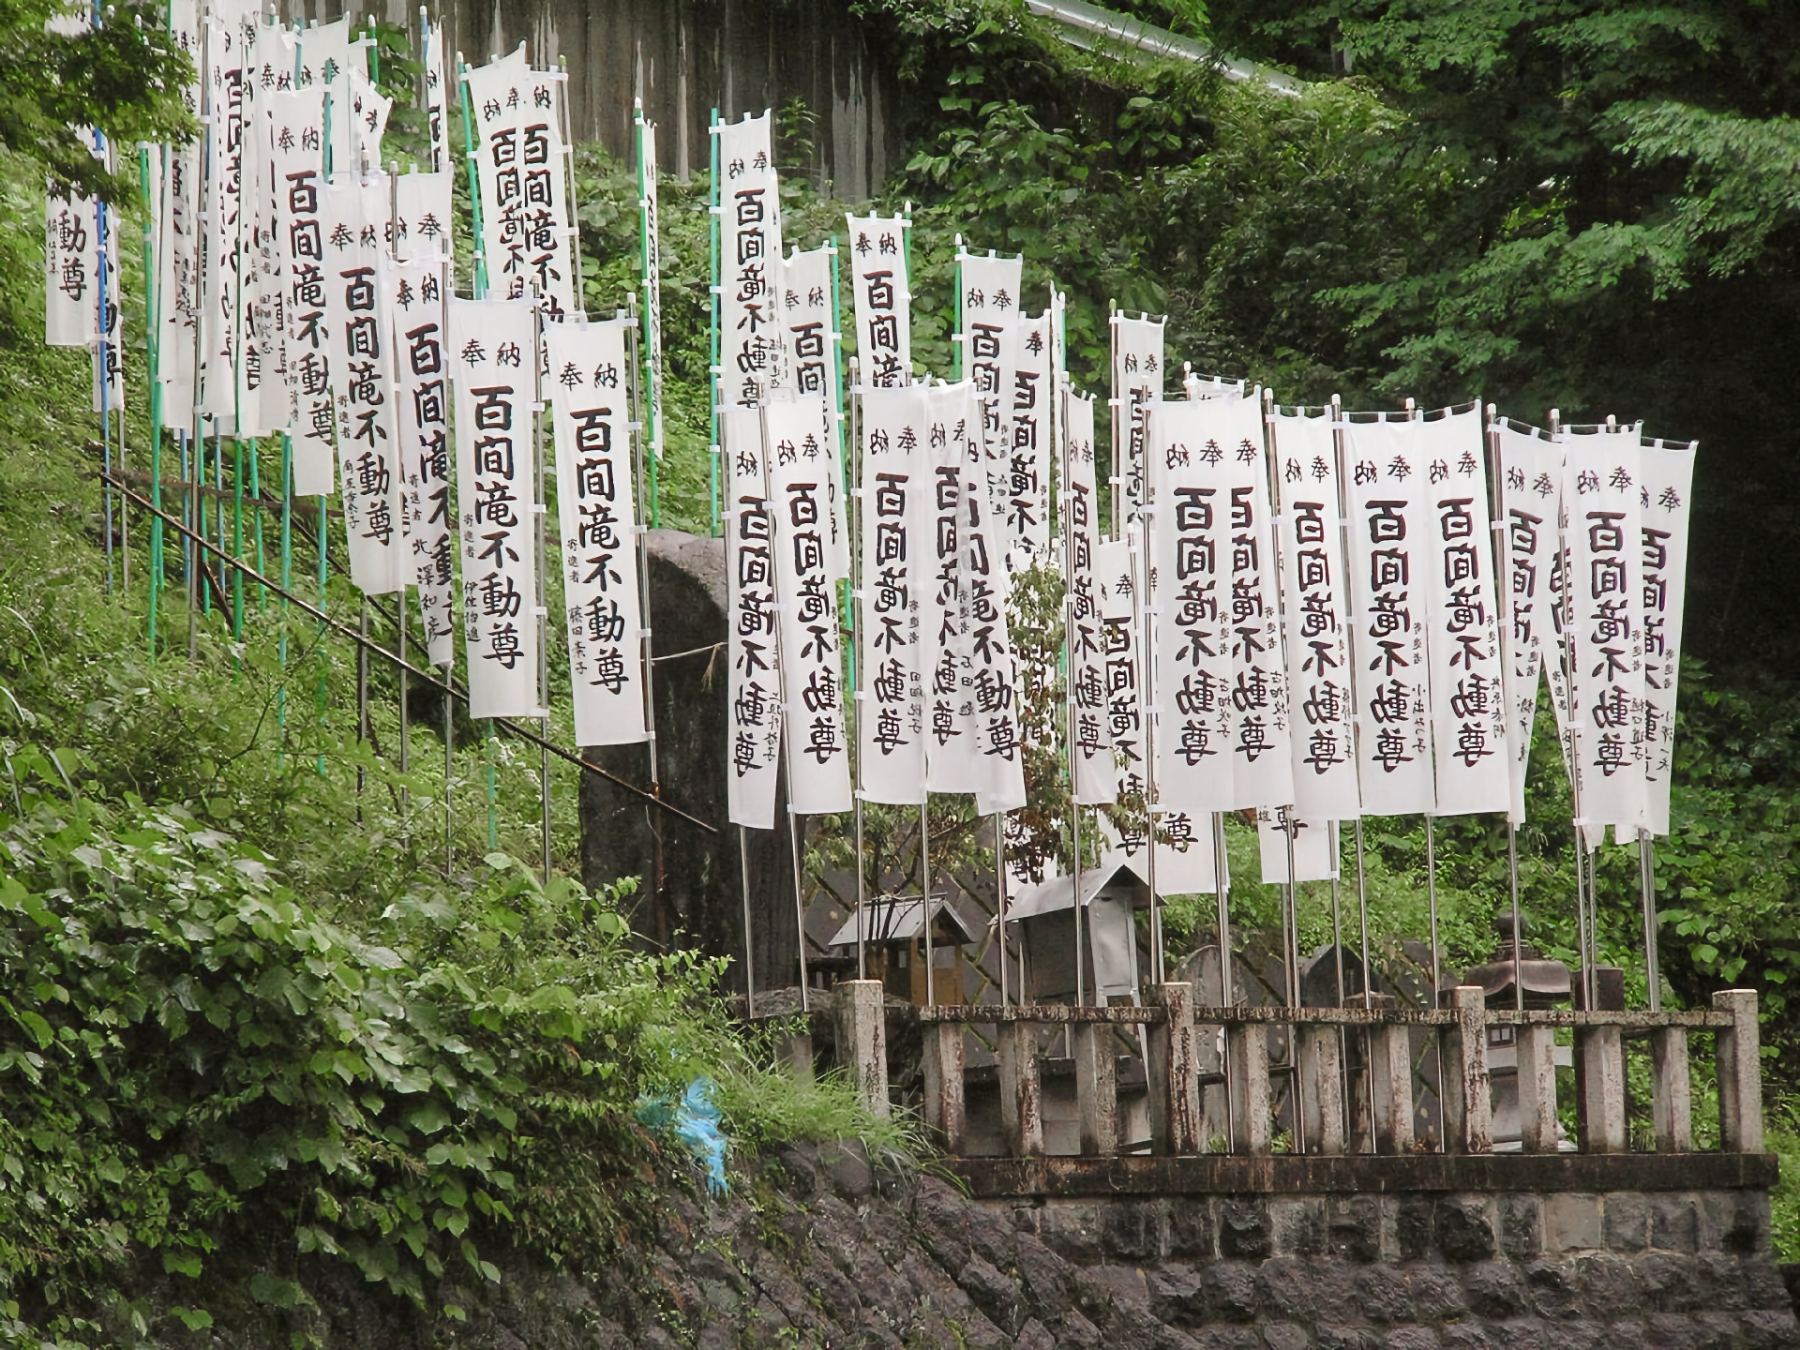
[{"left": 636, "top": 1077, "right": 729, "bottom": 1196}]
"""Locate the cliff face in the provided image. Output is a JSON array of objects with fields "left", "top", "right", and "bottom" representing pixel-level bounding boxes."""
[{"left": 198, "top": 1142, "right": 1799, "bottom": 1349}]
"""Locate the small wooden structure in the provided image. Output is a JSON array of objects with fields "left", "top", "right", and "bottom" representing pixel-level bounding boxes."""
[
  {"left": 825, "top": 894, "right": 976, "bottom": 1007},
  {"left": 1004, "top": 862, "right": 1155, "bottom": 1004}
]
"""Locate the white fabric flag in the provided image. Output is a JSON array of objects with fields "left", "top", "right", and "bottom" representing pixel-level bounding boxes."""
[
  {"left": 294, "top": 17, "right": 367, "bottom": 91},
  {"left": 546, "top": 319, "right": 647, "bottom": 747},
  {"left": 154, "top": 0, "right": 202, "bottom": 425},
  {"left": 1148, "top": 398, "right": 1238, "bottom": 816},
  {"left": 91, "top": 203, "right": 124, "bottom": 415},
  {"left": 1110, "top": 312, "right": 1164, "bottom": 522},
  {"left": 924, "top": 382, "right": 981, "bottom": 793},
  {"left": 196, "top": 7, "right": 246, "bottom": 428},
  {"left": 1639, "top": 440, "right": 1696, "bottom": 838},
  {"left": 273, "top": 89, "right": 334, "bottom": 493},
  {"left": 638, "top": 113, "right": 664, "bottom": 457},
  {"left": 393, "top": 171, "right": 454, "bottom": 260},
  {"left": 857, "top": 385, "right": 932, "bottom": 804},
  {"left": 424, "top": 21, "right": 450, "bottom": 173},
  {"left": 716, "top": 113, "right": 786, "bottom": 399},
  {"left": 1496, "top": 422, "right": 1564, "bottom": 824},
  {"left": 1271, "top": 408, "right": 1360, "bottom": 821},
  {"left": 765, "top": 396, "right": 853, "bottom": 815},
  {"left": 322, "top": 176, "right": 406, "bottom": 595},
  {"left": 386, "top": 255, "right": 455, "bottom": 666},
  {"left": 1096, "top": 535, "right": 1148, "bottom": 822},
  {"left": 1343, "top": 417, "right": 1436, "bottom": 815},
  {"left": 238, "top": 13, "right": 292, "bottom": 438},
  {"left": 1007, "top": 308, "right": 1054, "bottom": 566},
  {"left": 449, "top": 297, "right": 540, "bottom": 719},
  {"left": 1420, "top": 408, "right": 1509, "bottom": 816},
  {"left": 464, "top": 49, "right": 576, "bottom": 319},
  {"left": 1563, "top": 430, "right": 1648, "bottom": 834},
  {"left": 778, "top": 245, "right": 847, "bottom": 582},
  {"left": 1256, "top": 807, "right": 1336, "bottom": 884},
  {"left": 1065, "top": 393, "right": 1112, "bottom": 806},
  {"left": 45, "top": 193, "right": 94, "bottom": 346},
  {"left": 957, "top": 250, "right": 1023, "bottom": 527},
  {"left": 845, "top": 214, "right": 911, "bottom": 389},
  {"left": 724, "top": 407, "right": 782, "bottom": 829},
  {"left": 1222, "top": 391, "right": 1293, "bottom": 810}
]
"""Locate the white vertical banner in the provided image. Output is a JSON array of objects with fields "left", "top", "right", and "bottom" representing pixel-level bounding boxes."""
[
  {"left": 1007, "top": 308, "right": 1054, "bottom": 566},
  {"left": 294, "top": 17, "right": 367, "bottom": 92},
  {"left": 765, "top": 396, "right": 853, "bottom": 815},
  {"left": 273, "top": 89, "right": 334, "bottom": 493},
  {"left": 393, "top": 171, "right": 454, "bottom": 259},
  {"left": 924, "top": 382, "right": 980, "bottom": 793},
  {"left": 637, "top": 112, "right": 664, "bottom": 457},
  {"left": 449, "top": 297, "right": 540, "bottom": 719},
  {"left": 1110, "top": 312, "right": 1164, "bottom": 522},
  {"left": 45, "top": 193, "right": 94, "bottom": 346},
  {"left": 1496, "top": 422, "right": 1564, "bottom": 823},
  {"left": 1065, "top": 392, "right": 1111, "bottom": 806},
  {"left": 337, "top": 69, "right": 391, "bottom": 179},
  {"left": 956, "top": 249, "right": 1023, "bottom": 529},
  {"left": 464, "top": 49, "right": 576, "bottom": 319},
  {"left": 715, "top": 112, "right": 786, "bottom": 399},
  {"left": 1421, "top": 408, "right": 1509, "bottom": 816},
  {"left": 155, "top": 0, "right": 202, "bottom": 426},
  {"left": 1343, "top": 417, "right": 1435, "bottom": 815},
  {"left": 778, "top": 244, "right": 847, "bottom": 582},
  {"left": 1096, "top": 535, "right": 1147, "bottom": 825},
  {"left": 1148, "top": 398, "right": 1238, "bottom": 815},
  {"left": 1563, "top": 430, "right": 1647, "bottom": 834},
  {"left": 235, "top": 10, "right": 286, "bottom": 438},
  {"left": 91, "top": 202, "right": 124, "bottom": 415},
  {"left": 1639, "top": 440, "right": 1696, "bottom": 838},
  {"left": 1256, "top": 807, "right": 1336, "bottom": 884},
  {"left": 1223, "top": 391, "right": 1293, "bottom": 810},
  {"left": 546, "top": 319, "right": 647, "bottom": 747},
  {"left": 844, "top": 213, "right": 911, "bottom": 389},
  {"left": 857, "top": 385, "right": 931, "bottom": 804},
  {"left": 322, "top": 176, "right": 405, "bottom": 595},
  {"left": 386, "top": 255, "right": 455, "bottom": 666},
  {"left": 1271, "top": 408, "right": 1360, "bottom": 821},
  {"left": 724, "top": 407, "right": 782, "bottom": 829},
  {"left": 424, "top": 21, "right": 450, "bottom": 173},
  {"left": 197, "top": 5, "right": 246, "bottom": 428}
]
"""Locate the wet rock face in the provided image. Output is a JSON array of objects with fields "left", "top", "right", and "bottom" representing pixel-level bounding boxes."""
[{"left": 234, "top": 1148, "right": 1797, "bottom": 1349}]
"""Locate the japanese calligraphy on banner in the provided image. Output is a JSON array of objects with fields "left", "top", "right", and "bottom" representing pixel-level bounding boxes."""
[
  {"left": 393, "top": 171, "right": 453, "bottom": 260},
  {"left": 1563, "top": 429, "right": 1646, "bottom": 834},
  {"left": 1638, "top": 440, "right": 1696, "bottom": 838},
  {"left": 385, "top": 254, "right": 455, "bottom": 665},
  {"left": 91, "top": 221, "right": 123, "bottom": 414},
  {"left": 1344, "top": 417, "right": 1435, "bottom": 816},
  {"left": 845, "top": 213, "right": 911, "bottom": 389},
  {"left": 778, "top": 245, "right": 847, "bottom": 582},
  {"left": 956, "top": 250, "right": 1023, "bottom": 529},
  {"left": 1095, "top": 535, "right": 1146, "bottom": 817},
  {"left": 196, "top": 5, "right": 247, "bottom": 428},
  {"left": 1224, "top": 392, "right": 1292, "bottom": 810},
  {"left": 1065, "top": 392, "right": 1111, "bottom": 807},
  {"left": 1420, "top": 408, "right": 1508, "bottom": 817},
  {"left": 764, "top": 396, "right": 852, "bottom": 815},
  {"left": 272, "top": 87, "right": 333, "bottom": 493},
  {"left": 322, "top": 177, "right": 405, "bottom": 594},
  {"left": 1110, "top": 312, "right": 1164, "bottom": 522},
  {"left": 1148, "top": 398, "right": 1237, "bottom": 816},
  {"left": 1256, "top": 808, "right": 1336, "bottom": 884},
  {"left": 637, "top": 111, "right": 664, "bottom": 458},
  {"left": 294, "top": 17, "right": 367, "bottom": 92},
  {"left": 858, "top": 385, "right": 930, "bottom": 804},
  {"left": 925, "top": 382, "right": 977, "bottom": 793},
  {"left": 1008, "top": 308, "right": 1053, "bottom": 565},
  {"left": 1496, "top": 421, "right": 1564, "bottom": 824},
  {"left": 546, "top": 319, "right": 647, "bottom": 747},
  {"left": 1271, "top": 407, "right": 1359, "bottom": 822},
  {"left": 464, "top": 47, "right": 576, "bottom": 318},
  {"left": 449, "top": 297, "right": 540, "bottom": 719},
  {"left": 424, "top": 21, "right": 449, "bottom": 173},
  {"left": 45, "top": 193, "right": 93, "bottom": 346},
  {"left": 716, "top": 112, "right": 785, "bottom": 400},
  {"left": 724, "top": 407, "right": 781, "bottom": 829},
  {"left": 154, "top": 0, "right": 201, "bottom": 426}
]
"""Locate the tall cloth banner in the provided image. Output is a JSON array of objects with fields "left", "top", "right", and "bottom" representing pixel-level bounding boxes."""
[
  {"left": 1256, "top": 807, "right": 1336, "bottom": 883},
  {"left": 764, "top": 396, "right": 852, "bottom": 815},
  {"left": 724, "top": 407, "right": 782, "bottom": 829},
  {"left": 1009, "top": 308, "right": 1054, "bottom": 565},
  {"left": 1110, "top": 313, "right": 1164, "bottom": 523},
  {"left": 1270, "top": 408, "right": 1360, "bottom": 821},
  {"left": 463, "top": 48, "right": 576, "bottom": 318},
  {"left": 715, "top": 113, "right": 786, "bottom": 401},
  {"left": 393, "top": 171, "right": 454, "bottom": 260},
  {"left": 424, "top": 21, "right": 449, "bottom": 173},
  {"left": 546, "top": 319, "right": 647, "bottom": 746},
  {"left": 91, "top": 196, "right": 124, "bottom": 414},
  {"left": 1638, "top": 440, "right": 1696, "bottom": 837},
  {"left": 321, "top": 175, "right": 405, "bottom": 594},
  {"left": 1495, "top": 422, "right": 1564, "bottom": 823},
  {"left": 449, "top": 297, "right": 540, "bottom": 718},
  {"left": 779, "top": 244, "right": 847, "bottom": 581},
  {"left": 386, "top": 253, "right": 455, "bottom": 665},
  {"left": 45, "top": 192, "right": 95, "bottom": 346},
  {"left": 637, "top": 111, "right": 664, "bottom": 458},
  {"left": 845, "top": 214, "right": 911, "bottom": 389},
  {"left": 154, "top": 0, "right": 202, "bottom": 427},
  {"left": 272, "top": 88, "right": 334, "bottom": 493},
  {"left": 955, "top": 249, "right": 1023, "bottom": 544},
  {"left": 246, "top": 27, "right": 296, "bottom": 437},
  {"left": 924, "top": 383, "right": 976, "bottom": 793},
  {"left": 857, "top": 385, "right": 931, "bottom": 804},
  {"left": 1420, "top": 408, "right": 1509, "bottom": 816},
  {"left": 1065, "top": 392, "right": 1112, "bottom": 806},
  {"left": 294, "top": 17, "right": 367, "bottom": 91},
  {"left": 1343, "top": 417, "right": 1436, "bottom": 815},
  {"left": 196, "top": 0, "right": 247, "bottom": 428}
]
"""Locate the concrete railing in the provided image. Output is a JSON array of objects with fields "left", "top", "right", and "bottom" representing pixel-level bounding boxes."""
[{"left": 829, "top": 982, "right": 1766, "bottom": 1160}]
